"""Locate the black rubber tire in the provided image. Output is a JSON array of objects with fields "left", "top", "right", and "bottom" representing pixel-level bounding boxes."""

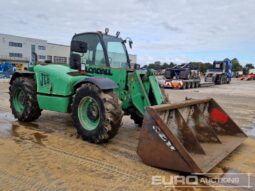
[
  {"left": 185, "top": 82, "right": 189, "bottom": 89},
  {"left": 9, "top": 77, "right": 42, "bottom": 122},
  {"left": 72, "top": 83, "right": 123, "bottom": 143},
  {"left": 190, "top": 82, "right": 194, "bottom": 88},
  {"left": 130, "top": 112, "right": 143, "bottom": 127}
]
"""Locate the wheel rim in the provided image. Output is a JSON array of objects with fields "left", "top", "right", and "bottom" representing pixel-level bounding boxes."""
[
  {"left": 78, "top": 96, "right": 100, "bottom": 131},
  {"left": 13, "top": 88, "right": 25, "bottom": 113}
]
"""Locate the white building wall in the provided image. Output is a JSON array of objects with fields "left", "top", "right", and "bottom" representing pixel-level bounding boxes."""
[
  {"left": 0, "top": 33, "right": 47, "bottom": 63},
  {"left": 47, "top": 43, "right": 70, "bottom": 63}
]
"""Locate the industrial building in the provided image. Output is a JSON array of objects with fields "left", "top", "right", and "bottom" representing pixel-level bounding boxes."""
[
  {"left": 0, "top": 33, "right": 70, "bottom": 70},
  {"left": 0, "top": 34, "right": 46, "bottom": 70},
  {"left": 0, "top": 33, "right": 137, "bottom": 71},
  {"left": 46, "top": 43, "right": 70, "bottom": 64}
]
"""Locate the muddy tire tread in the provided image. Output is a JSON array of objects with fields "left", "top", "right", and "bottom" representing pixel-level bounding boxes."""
[
  {"left": 72, "top": 83, "right": 123, "bottom": 143},
  {"left": 9, "top": 77, "right": 41, "bottom": 122}
]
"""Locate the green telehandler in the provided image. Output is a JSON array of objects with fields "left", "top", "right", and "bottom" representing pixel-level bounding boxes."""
[{"left": 9, "top": 30, "right": 246, "bottom": 173}]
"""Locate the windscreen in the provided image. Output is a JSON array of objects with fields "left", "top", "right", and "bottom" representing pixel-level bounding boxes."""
[{"left": 103, "top": 35, "right": 129, "bottom": 68}]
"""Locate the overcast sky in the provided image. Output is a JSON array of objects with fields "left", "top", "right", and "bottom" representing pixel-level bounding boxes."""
[{"left": 0, "top": 0, "right": 255, "bottom": 65}]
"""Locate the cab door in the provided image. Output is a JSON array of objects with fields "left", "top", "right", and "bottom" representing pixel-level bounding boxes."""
[{"left": 73, "top": 34, "right": 128, "bottom": 87}]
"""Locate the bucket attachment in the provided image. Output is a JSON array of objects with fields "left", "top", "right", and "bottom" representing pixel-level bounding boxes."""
[{"left": 137, "top": 98, "right": 247, "bottom": 173}]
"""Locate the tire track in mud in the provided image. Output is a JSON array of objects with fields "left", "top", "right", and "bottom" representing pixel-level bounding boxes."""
[
  {"left": 12, "top": 122, "right": 168, "bottom": 179},
  {"left": 6, "top": 130, "right": 158, "bottom": 189},
  {"left": 19, "top": 120, "right": 139, "bottom": 149},
  {"left": 35, "top": 125, "right": 144, "bottom": 167},
  {"left": 45, "top": 146, "right": 155, "bottom": 190},
  {"left": 16, "top": 119, "right": 143, "bottom": 162},
  {"left": 114, "top": 133, "right": 140, "bottom": 149},
  {"left": 11, "top": 140, "right": 154, "bottom": 190},
  {"left": 46, "top": 145, "right": 149, "bottom": 181},
  {"left": 0, "top": 168, "right": 62, "bottom": 191},
  {"left": 0, "top": 121, "right": 68, "bottom": 190},
  {"left": 16, "top": 141, "right": 68, "bottom": 189}
]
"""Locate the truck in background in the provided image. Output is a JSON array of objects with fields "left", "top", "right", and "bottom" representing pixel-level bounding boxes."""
[
  {"left": 164, "top": 63, "right": 200, "bottom": 89},
  {"left": 205, "top": 58, "right": 232, "bottom": 84}
]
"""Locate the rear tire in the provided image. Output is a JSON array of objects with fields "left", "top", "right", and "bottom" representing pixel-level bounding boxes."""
[
  {"left": 9, "top": 77, "right": 42, "bottom": 122},
  {"left": 72, "top": 83, "right": 123, "bottom": 143}
]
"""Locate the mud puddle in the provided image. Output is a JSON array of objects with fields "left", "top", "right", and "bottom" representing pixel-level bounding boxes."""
[
  {"left": 0, "top": 112, "right": 16, "bottom": 138},
  {"left": 33, "top": 132, "right": 48, "bottom": 146},
  {"left": 0, "top": 112, "right": 51, "bottom": 143},
  {"left": 244, "top": 120, "right": 255, "bottom": 138},
  {"left": 0, "top": 123, "right": 14, "bottom": 138}
]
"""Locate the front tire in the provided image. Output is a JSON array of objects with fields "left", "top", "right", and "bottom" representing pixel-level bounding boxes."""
[
  {"left": 72, "top": 83, "right": 123, "bottom": 143},
  {"left": 9, "top": 77, "right": 42, "bottom": 122}
]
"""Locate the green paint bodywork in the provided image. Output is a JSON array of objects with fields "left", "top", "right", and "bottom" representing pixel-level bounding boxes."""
[
  {"left": 34, "top": 64, "right": 84, "bottom": 96},
  {"left": 37, "top": 94, "right": 70, "bottom": 112},
  {"left": 31, "top": 63, "right": 164, "bottom": 116}
]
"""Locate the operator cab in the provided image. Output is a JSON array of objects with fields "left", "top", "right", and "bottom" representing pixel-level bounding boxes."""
[{"left": 70, "top": 29, "right": 132, "bottom": 71}]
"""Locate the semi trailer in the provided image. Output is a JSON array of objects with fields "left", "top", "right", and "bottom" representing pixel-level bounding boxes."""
[{"left": 164, "top": 63, "right": 200, "bottom": 89}]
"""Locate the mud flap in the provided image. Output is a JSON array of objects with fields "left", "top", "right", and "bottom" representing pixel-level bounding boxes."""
[{"left": 137, "top": 98, "right": 247, "bottom": 173}]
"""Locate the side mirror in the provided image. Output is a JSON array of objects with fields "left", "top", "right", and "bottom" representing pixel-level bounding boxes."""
[
  {"left": 134, "top": 64, "right": 140, "bottom": 70},
  {"left": 70, "top": 53, "right": 81, "bottom": 71},
  {"left": 71, "top": 40, "right": 87, "bottom": 53}
]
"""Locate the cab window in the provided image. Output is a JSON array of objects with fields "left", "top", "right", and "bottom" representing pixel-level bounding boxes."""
[
  {"left": 73, "top": 34, "right": 106, "bottom": 66},
  {"left": 103, "top": 35, "right": 129, "bottom": 68}
]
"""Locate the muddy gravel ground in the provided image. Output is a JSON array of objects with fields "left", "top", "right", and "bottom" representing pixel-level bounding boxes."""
[{"left": 0, "top": 79, "right": 255, "bottom": 191}]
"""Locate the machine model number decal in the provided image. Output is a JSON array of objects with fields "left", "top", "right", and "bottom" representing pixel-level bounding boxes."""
[
  {"left": 85, "top": 66, "right": 112, "bottom": 76},
  {"left": 40, "top": 73, "right": 50, "bottom": 86},
  {"left": 152, "top": 125, "right": 176, "bottom": 151}
]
